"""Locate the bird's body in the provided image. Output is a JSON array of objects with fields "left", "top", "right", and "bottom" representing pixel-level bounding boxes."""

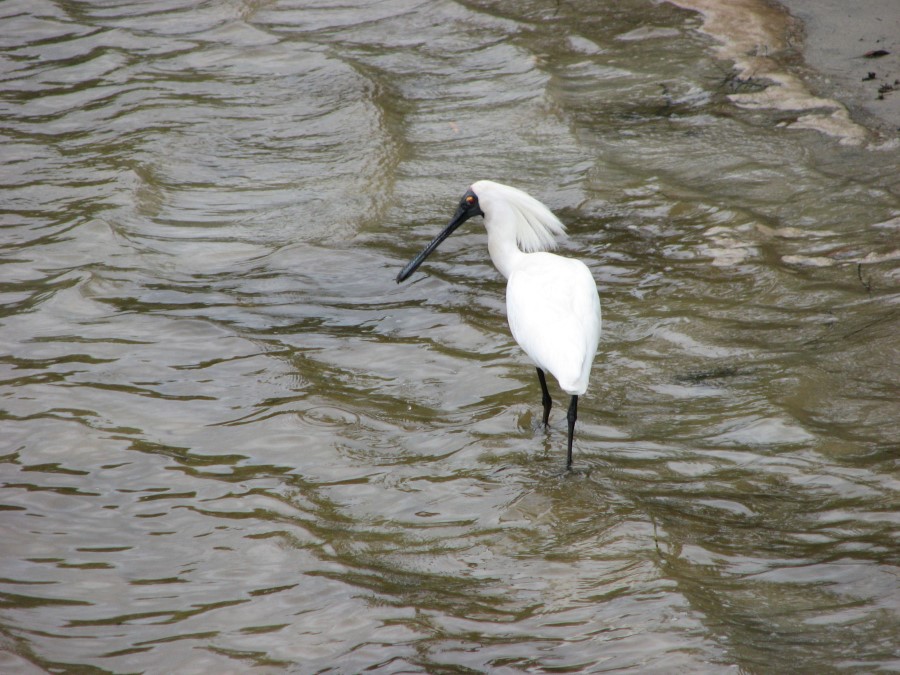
[
  {"left": 507, "top": 252, "right": 601, "bottom": 395},
  {"left": 397, "top": 180, "right": 601, "bottom": 468}
]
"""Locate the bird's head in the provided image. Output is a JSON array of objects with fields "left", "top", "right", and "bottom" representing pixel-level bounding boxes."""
[{"left": 395, "top": 181, "right": 566, "bottom": 283}]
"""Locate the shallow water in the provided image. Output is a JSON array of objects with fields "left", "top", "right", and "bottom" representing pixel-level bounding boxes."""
[{"left": 1, "top": 0, "right": 898, "bottom": 672}]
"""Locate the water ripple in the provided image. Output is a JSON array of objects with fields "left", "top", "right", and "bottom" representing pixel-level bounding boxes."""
[{"left": 1, "top": 0, "right": 898, "bottom": 671}]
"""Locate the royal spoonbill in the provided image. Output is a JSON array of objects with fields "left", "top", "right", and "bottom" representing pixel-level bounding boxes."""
[{"left": 396, "top": 180, "right": 601, "bottom": 469}]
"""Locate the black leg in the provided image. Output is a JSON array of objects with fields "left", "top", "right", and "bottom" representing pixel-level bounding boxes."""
[
  {"left": 536, "top": 368, "right": 552, "bottom": 426},
  {"left": 566, "top": 395, "right": 578, "bottom": 469}
]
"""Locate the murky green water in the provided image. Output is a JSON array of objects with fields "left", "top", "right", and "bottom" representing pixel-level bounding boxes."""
[{"left": 2, "top": 0, "right": 898, "bottom": 672}]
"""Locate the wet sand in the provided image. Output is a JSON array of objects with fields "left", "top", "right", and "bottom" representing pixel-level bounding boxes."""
[
  {"left": 779, "top": 0, "right": 900, "bottom": 135},
  {"left": 669, "top": 0, "right": 899, "bottom": 143}
]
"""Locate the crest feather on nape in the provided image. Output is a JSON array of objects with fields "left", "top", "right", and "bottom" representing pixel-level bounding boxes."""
[{"left": 472, "top": 181, "right": 567, "bottom": 253}]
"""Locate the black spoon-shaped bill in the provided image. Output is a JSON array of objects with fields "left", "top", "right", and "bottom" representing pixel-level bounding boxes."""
[{"left": 396, "top": 189, "right": 483, "bottom": 283}]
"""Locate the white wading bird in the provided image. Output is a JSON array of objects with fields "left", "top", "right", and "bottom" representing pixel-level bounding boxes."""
[{"left": 396, "top": 180, "right": 601, "bottom": 469}]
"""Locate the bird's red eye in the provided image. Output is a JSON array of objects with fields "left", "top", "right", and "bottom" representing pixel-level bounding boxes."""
[{"left": 466, "top": 196, "right": 475, "bottom": 205}]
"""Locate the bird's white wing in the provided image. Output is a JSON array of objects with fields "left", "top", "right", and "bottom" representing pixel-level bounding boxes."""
[{"left": 506, "top": 253, "right": 601, "bottom": 395}]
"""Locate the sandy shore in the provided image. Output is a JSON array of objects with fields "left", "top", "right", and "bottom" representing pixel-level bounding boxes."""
[{"left": 779, "top": 0, "right": 900, "bottom": 136}]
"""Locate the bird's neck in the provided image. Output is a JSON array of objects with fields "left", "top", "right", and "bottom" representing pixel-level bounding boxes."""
[{"left": 486, "top": 224, "right": 526, "bottom": 279}]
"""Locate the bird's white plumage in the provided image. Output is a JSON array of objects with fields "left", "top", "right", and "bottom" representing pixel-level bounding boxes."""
[
  {"left": 507, "top": 253, "right": 601, "bottom": 394},
  {"left": 471, "top": 180, "right": 567, "bottom": 255},
  {"left": 471, "top": 180, "right": 602, "bottom": 396}
]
